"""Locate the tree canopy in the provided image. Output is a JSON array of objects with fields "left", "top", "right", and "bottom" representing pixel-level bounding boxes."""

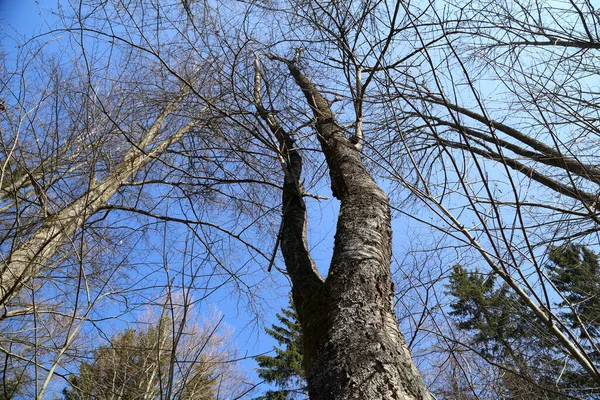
[
  {"left": 447, "top": 245, "right": 600, "bottom": 398},
  {"left": 62, "top": 313, "right": 244, "bottom": 400},
  {"left": 1, "top": 0, "right": 600, "bottom": 398}
]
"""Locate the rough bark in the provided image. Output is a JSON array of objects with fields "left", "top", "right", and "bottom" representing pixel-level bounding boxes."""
[
  {"left": 256, "top": 57, "right": 431, "bottom": 399},
  {"left": 0, "top": 88, "right": 197, "bottom": 309}
]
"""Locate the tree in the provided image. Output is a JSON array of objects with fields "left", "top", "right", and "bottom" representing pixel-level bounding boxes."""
[
  {"left": 370, "top": 0, "right": 600, "bottom": 394},
  {"left": 0, "top": 367, "right": 29, "bottom": 400},
  {"left": 447, "top": 265, "right": 560, "bottom": 399},
  {"left": 447, "top": 245, "right": 600, "bottom": 398},
  {"left": 251, "top": 49, "right": 430, "bottom": 397},
  {"left": 0, "top": 2, "right": 257, "bottom": 397},
  {"left": 448, "top": 265, "right": 536, "bottom": 362},
  {"left": 62, "top": 314, "right": 241, "bottom": 400},
  {"left": 6, "top": 0, "right": 600, "bottom": 398},
  {"left": 547, "top": 244, "right": 600, "bottom": 341},
  {"left": 0, "top": 67, "right": 200, "bottom": 307},
  {"left": 255, "top": 302, "right": 306, "bottom": 400}
]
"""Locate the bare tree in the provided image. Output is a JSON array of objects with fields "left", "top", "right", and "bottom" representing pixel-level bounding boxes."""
[
  {"left": 0, "top": 2, "right": 264, "bottom": 397},
  {"left": 359, "top": 0, "right": 600, "bottom": 397},
  {"left": 237, "top": 0, "right": 600, "bottom": 397},
  {"left": 6, "top": 0, "right": 600, "bottom": 398},
  {"left": 252, "top": 53, "right": 430, "bottom": 398}
]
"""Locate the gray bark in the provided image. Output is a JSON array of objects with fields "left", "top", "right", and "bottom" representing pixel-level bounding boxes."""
[
  {"left": 0, "top": 89, "right": 196, "bottom": 309},
  {"left": 256, "top": 57, "right": 431, "bottom": 400}
]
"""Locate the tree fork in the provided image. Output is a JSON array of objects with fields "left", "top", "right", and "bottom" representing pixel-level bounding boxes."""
[{"left": 258, "top": 56, "right": 431, "bottom": 399}]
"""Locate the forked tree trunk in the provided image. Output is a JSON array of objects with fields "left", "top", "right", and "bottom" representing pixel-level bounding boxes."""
[{"left": 255, "top": 57, "right": 431, "bottom": 399}]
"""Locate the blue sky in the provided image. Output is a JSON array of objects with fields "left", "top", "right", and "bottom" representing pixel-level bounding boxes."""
[
  {"left": 0, "top": 0, "right": 45, "bottom": 37},
  {"left": 0, "top": 0, "right": 277, "bottom": 395}
]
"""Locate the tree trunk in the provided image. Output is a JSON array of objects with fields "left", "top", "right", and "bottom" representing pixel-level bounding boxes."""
[
  {"left": 0, "top": 89, "right": 195, "bottom": 309},
  {"left": 255, "top": 57, "right": 431, "bottom": 399}
]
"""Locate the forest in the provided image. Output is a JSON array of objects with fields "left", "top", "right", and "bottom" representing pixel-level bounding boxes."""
[{"left": 1, "top": 0, "right": 600, "bottom": 398}]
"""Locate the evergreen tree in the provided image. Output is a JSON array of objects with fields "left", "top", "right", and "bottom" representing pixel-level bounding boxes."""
[
  {"left": 447, "top": 245, "right": 600, "bottom": 399},
  {"left": 447, "top": 265, "right": 556, "bottom": 399},
  {"left": 63, "top": 324, "right": 173, "bottom": 400},
  {"left": 447, "top": 265, "right": 535, "bottom": 361},
  {"left": 547, "top": 244, "right": 600, "bottom": 340},
  {"left": 62, "top": 319, "right": 222, "bottom": 400},
  {"left": 254, "top": 302, "right": 307, "bottom": 400}
]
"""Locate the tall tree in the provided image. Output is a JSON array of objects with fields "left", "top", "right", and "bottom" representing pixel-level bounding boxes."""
[
  {"left": 252, "top": 50, "right": 430, "bottom": 398},
  {"left": 377, "top": 0, "right": 600, "bottom": 392},
  {"left": 0, "top": 2, "right": 258, "bottom": 396},
  {"left": 7, "top": 0, "right": 600, "bottom": 398}
]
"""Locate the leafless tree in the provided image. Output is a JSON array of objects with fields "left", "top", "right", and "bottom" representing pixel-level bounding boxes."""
[
  {"left": 361, "top": 0, "right": 600, "bottom": 397},
  {"left": 234, "top": 0, "right": 600, "bottom": 397},
  {"left": 0, "top": 1, "right": 263, "bottom": 397},
  {"left": 4, "top": 0, "right": 600, "bottom": 398}
]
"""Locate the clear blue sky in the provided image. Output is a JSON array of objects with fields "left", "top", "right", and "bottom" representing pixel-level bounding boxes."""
[{"left": 0, "top": 0, "right": 45, "bottom": 38}]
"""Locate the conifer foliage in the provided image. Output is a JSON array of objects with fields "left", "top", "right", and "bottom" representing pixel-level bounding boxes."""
[
  {"left": 62, "top": 317, "right": 239, "bottom": 400},
  {"left": 255, "top": 303, "right": 307, "bottom": 400},
  {"left": 547, "top": 244, "right": 600, "bottom": 340},
  {"left": 447, "top": 244, "right": 600, "bottom": 398}
]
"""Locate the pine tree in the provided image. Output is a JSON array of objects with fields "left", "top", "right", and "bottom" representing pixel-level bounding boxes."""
[
  {"left": 254, "top": 303, "right": 307, "bottom": 400},
  {"left": 448, "top": 265, "right": 534, "bottom": 360},
  {"left": 62, "top": 319, "right": 225, "bottom": 400},
  {"left": 447, "top": 245, "right": 600, "bottom": 399},
  {"left": 547, "top": 244, "right": 600, "bottom": 339}
]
